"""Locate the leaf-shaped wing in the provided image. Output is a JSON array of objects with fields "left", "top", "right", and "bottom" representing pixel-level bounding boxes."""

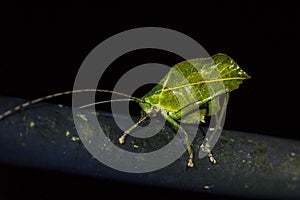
[{"left": 143, "top": 53, "right": 250, "bottom": 121}]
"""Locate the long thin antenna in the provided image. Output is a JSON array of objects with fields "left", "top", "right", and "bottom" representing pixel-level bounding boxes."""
[
  {"left": 79, "top": 98, "right": 134, "bottom": 109},
  {"left": 0, "top": 89, "right": 143, "bottom": 120}
]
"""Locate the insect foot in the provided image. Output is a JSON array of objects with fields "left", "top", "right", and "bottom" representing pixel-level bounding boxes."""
[
  {"left": 208, "top": 152, "right": 217, "bottom": 165},
  {"left": 188, "top": 158, "right": 194, "bottom": 168},
  {"left": 200, "top": 144, "right": 217, "bottom": 165},
  {"left": 118, "top": 128, "right": 133, "bottom": 144},
  {"left": 187, "top": 151, "right": 194, "bottom": 167},
  {"left": 118, "top": 136, "right": 125, "bottom": 144}
]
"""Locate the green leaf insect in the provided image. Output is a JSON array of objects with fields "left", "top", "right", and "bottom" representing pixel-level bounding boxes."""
[
  {"left": 119, "top": 53, "right": 250, "bottom": 167},
  {"left": 0, "top": 53, "right": 250, "bottom": 168}
]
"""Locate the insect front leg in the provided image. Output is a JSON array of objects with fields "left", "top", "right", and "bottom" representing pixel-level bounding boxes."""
[
  {"left": 118, "top": 115, "right": 148, "bottom": 144},
  {"left": 161, "top": 111, "right": 194, "bottom": 168}
]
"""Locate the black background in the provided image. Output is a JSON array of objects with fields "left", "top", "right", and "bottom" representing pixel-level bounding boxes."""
[{"left": 1, "top": 3, "right": 299, "bottom": 199}]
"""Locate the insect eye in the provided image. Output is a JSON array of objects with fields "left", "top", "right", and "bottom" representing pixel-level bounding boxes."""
[{"left": 152, "top": 106, "right": 157, "bottom": 110}]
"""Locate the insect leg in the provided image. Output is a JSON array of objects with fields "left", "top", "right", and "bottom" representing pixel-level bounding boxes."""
[
  {"left": 200, "top": 92, "right": 229, "bottom": 165},
  {"left": 174, "top": 103, "right": 219, "bottom": 164},
  {"left": 118, "top": 115, "right": 148, "bottom": 144},
  {"left": 161, "top": 111, "right": 194, "bottom": 167},
  {"left": 174, "top": 90, "right": 229, "bottom": 165}
]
